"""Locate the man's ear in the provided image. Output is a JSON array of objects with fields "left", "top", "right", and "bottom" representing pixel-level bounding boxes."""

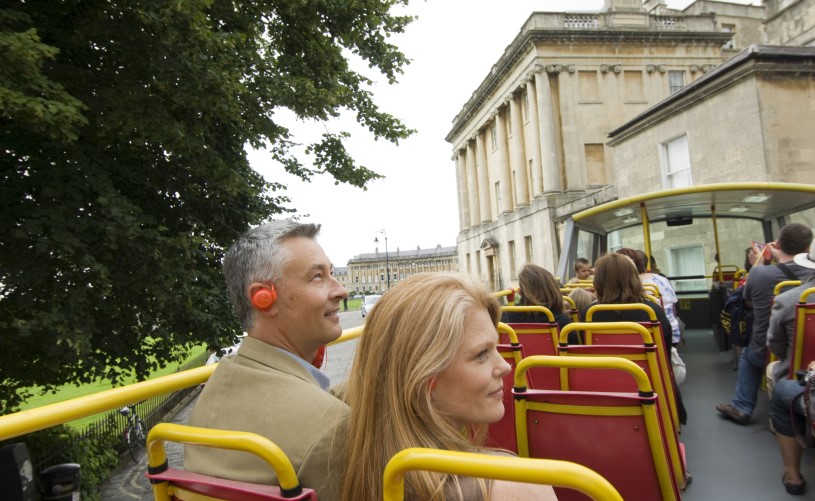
[{"left": 249, "top": 283, "right": 277, "bottom": 311}]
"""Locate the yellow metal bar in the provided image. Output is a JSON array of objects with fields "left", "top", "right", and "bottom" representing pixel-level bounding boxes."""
[
  {"left": 501, "top": 305, "right": 555, "bottom": 323},
  {"left": 382, "top": 448, "right": 623, "bottom": 501},
  {"left": 497, "top": 322, "right": 520, "bottom": 344},
  {"left": 572, "top": 182, "right": 815, "bottom": 222},
  {"left": 513, "top": 355, "right": 653, "bottom": 394},
  {"left": 792, "top": 288, "right": 815, "bottom": 375},
  {"left": 326, "top": 325, "right": 363, "bottom": 346},
  {"left": 774, "top": 280, "right": 802, "bottom": 296},
  {"left": 559, "top": 321, "right": 654, "bottom": 345},
  {"left": 711, "top": 204, "right": 724, "bottom": 283},
  {"left": 0, "top": 326, "right": 362, "bottom": 441},
  {"left": 0, "top": 364, "right": 216, "bottom": 442},
  {"left": 147, "top": 423, "right": 301, "bottom": 491},
  {"left": 586, "top": 303, "right": 657, "bottom": 321},
  {"left": 641, "top": 202, "right": 652, "bottom": 270}
]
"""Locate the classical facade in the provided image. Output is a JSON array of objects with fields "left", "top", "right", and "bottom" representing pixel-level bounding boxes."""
[
  {"left": 446, "top": 0, "right": 811, "bottom": 290},
  {"left": 346, "top": 245, "right": 458, "bottom": 294}
]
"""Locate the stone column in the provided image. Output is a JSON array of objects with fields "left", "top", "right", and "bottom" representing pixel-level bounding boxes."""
[
  {"left": 475, "top": 130, "right": 491, "bottom": 223},
  {"left": 556, "top": 65, "right": 584, "bottom": 191},
  {"left": 524, "top": 75, "right": 544, "bottom": 196},
  {"left": 465, "top": 139, "right": 480, "bottom": 226},
  {"left": 494, "top": 107, "right": 513, "bottom": 214},
  {"left": 454, "top": 151, "right": 471, "bottom": 229},
  {"left": 535, "top": 65, "right": 562, "bottom": 193},
  {"left": 508, "top": 92, "right": 529, "bottom": 207}
]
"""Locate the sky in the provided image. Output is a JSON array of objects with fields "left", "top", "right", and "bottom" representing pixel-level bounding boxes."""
[{"left": 247, "top": 0, "right": 753, "bottom": 266}]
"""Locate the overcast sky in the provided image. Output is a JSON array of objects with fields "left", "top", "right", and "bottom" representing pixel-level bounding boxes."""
[{"left": 248, "top": 0, "right": 752, "bottom": 266}]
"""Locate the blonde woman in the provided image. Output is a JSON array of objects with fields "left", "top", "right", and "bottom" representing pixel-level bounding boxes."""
[{"left": 339, "top": 272, "right": 558, "bottom": 501}]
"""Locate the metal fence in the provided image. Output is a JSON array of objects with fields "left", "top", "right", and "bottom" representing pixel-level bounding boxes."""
[{"left": 32, "top": 350, "right": 208, "bottom": 471}]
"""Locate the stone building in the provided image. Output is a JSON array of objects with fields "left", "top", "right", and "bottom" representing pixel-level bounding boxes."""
[
  {"left": 446, "top": 0, "right": 811, "bottom": 290},
  {"left": 346, "top": 245, "right": 458, "bottom": 294}
]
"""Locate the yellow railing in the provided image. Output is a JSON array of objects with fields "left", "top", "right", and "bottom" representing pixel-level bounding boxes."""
[{"left": 0, "top": 326, "right": 363, "bottom": 442}]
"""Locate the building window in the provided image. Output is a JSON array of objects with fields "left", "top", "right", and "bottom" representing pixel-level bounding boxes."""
[
  {"left": 661, "top": 134, "right": 692, "bottom": 189},
  {"left": 524, "top": 236, "right": 533, "bottom": 264},
  {"left": 584, "top": 143, "right": 606, "bottom": 186},
  {"left": 579, "top": 70, "right": 599, "bottom": 102},
  {"left": 668, "top": 245, "right": 707, "bottom": 291},
  {"left": 668, "top": 71, "right": 684, "bottom": 95},
  {"left": 466, "top": 253, "right": 471, "bottom": 273},
  {"left": 608, "top": 230, "right": 623, "bottom": 252},
  {"left": 476, "top": 250, "right": 482, "bottom": 275},
  {"left": 721, "top": 23, "right": 735, "bottom": 49},
  {"left": 495, "top": 181, "right": 501, "bottom": 211},
  {"left": 624, "top": 70, "right": 645, "bottom": 102},
  {"left": 508, "top": 240, "right": 517, "bottom": 278}
]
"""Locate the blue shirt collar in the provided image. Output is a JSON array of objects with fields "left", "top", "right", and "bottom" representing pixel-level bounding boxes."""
[{"left": 276, "top": 347, "right": 331, "bottom": 391}]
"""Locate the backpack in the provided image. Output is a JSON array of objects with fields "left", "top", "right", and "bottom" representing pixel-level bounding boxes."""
[{"left": 720, "top": 287, "right": 753, "bottom": 347}]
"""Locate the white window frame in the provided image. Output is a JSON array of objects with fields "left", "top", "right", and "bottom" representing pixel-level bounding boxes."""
[
  {"left": 660, "top": 134, "right": 692, "bottom": 189},
  {"left": 667, "top": 245, "right": 707, "bottom": 292}
]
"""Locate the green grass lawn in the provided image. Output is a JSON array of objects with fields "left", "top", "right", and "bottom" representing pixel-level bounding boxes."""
[
  {"left": 344, "top": 297, "right": 362, "bottom": 311},
  {"left": 19, "top": 345, "right": 207, "bottom": 429}
]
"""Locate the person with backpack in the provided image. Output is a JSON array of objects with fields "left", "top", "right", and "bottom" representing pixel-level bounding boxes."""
[
  {"left": 766, "top": 241, "right": 815, "bottom": 393},
  {"left": 717, "top": 223, "right": 813, "bottom": 425}
]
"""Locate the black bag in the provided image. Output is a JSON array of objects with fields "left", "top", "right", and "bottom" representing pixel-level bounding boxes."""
[{"left": 720, "top": 287, "right": 753, "bottom": 347}]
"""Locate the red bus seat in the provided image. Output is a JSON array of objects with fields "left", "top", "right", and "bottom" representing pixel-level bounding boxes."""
[
  {"left": 789, "top": 287, "right": 815, "bottom": 378},
  {"left": 500, "top": 306, "right": 562, "bottom": 389},
  {"left": 485, "top": 343, "right": 524, "bottom": 453},
  {"left": 585, "top": 303, "right": 680, "bottom": 432},
  {"left": 145, "top": 423, "right": 316, "bottom": 501},
  {"left": 513, "top": 355, "right": 680, "bottom": 501},
  {"left": 559, "top": 322, "right": 687, "bottom": 490}
]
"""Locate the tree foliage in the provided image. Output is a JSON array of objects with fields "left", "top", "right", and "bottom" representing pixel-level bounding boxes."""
[{"left": 0, "top": 0, "right": 413, "bottom": 413}]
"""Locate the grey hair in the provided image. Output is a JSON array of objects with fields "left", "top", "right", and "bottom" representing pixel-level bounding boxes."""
[{"left": 223, "top": 220, "right": 321, "bottom": 331}]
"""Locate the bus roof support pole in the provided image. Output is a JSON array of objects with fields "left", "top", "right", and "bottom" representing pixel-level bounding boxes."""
[
  {"left": 641, "top": 203, "right": 652, "bottom": 272},
  {"left": 556, "top": 218, "right": 578, "bottom": 283},
  {"left": 711, "top": 204, "right": 723, "bottom": 283}
]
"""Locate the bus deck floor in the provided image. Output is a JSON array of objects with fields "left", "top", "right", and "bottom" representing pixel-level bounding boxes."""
[{"left": 679, "top": 327, "right": 815, "bottom": 500}]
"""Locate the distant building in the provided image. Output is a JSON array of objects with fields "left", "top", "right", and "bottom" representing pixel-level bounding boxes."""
[
  {"left": 333, "top": 266, "right": 352, "bottom": 296},
  {"left": 346, "top": 245, "right": 458, "bottom": 293},
  {"left": 446, "top": 0, "right": 812, "bottom": 290}
]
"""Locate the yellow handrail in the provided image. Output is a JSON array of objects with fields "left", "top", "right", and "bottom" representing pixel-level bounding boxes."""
[
  {"left": 0, "top": 326, "right": 361, "bottom": 442},
  {"left": 147, "top": 423, "right": 302, "bottom": 501},
  {"left": 382, "top": 448, "right": 623, "bottom": 501}
]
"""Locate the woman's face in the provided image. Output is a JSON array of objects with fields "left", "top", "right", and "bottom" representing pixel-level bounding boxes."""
[{"left": 432, "top": 308, "right": 511, "bottom": 429}]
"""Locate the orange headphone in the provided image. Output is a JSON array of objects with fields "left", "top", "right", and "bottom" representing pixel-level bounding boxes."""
[{"left": 251, "top": 285, "right": 277, "bottom": 310}]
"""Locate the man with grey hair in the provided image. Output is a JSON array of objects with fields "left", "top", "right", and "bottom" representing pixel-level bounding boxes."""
[{"left": 184, "top": 220, "right": 348, "bottom": 500}]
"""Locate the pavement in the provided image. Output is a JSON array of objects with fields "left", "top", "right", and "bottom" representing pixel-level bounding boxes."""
[{"left": 99, "top": 310, "right": 362, "bottom": 500}]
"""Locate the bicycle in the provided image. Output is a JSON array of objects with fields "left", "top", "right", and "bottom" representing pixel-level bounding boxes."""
[{"left": 119, "top": 404, "right": 147, "bottom": 463}]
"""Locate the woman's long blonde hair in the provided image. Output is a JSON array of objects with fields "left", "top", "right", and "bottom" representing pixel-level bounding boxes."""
[{"left": 339, "top": 272, "right": 501, "bottom": 501}]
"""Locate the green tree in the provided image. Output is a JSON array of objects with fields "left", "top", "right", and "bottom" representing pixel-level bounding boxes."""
[{"left": 0, "top": 0, "right": 412, "bottom": 413}]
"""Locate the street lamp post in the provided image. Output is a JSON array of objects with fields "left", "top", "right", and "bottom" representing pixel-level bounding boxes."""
[{"left": 374, "top": 229, "right": 390, "bottom": 290}]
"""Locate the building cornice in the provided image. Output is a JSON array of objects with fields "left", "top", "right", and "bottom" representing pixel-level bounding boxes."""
[
  {"left": 607, "top": 45, "right": 815, "bottom": 144},
  {"left": 445, "top": 11, "right": 733, "bottom": 143}
]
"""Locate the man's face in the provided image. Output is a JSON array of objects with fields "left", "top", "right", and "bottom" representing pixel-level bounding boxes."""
[{"left": 271, "top": 237, "right": 348, "bottom": 358}]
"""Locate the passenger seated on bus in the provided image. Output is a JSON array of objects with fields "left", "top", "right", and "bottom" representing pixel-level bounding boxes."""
[
  {"left": 568, "top": 287, "right": 594, "bottom": 312},
  {"left": 717, "top": 223, "right": 812, "bottom": 426},
  {"left": 184, "top": 221, "right": 348, "bottom": 501},
  {"left": 502, "top": 264, "right": 578, "bottom": 344},
  {"left": 580, "top": 252, "right": 687, "bottom": 425},
  {"left": 766, "top": 241, "right": 815, "bottom": 393},
  {"left": 566, "top": 257, "right": 593, "bottom": 284},
  {"left": 769, "top": 361, "right": 815, "bottom": 496},
  {"left": 616, "top": 248, "right": 682, "bottom": 346},
  {"left": 339, "top": 272, "right": 558, "bottom": 501}
]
